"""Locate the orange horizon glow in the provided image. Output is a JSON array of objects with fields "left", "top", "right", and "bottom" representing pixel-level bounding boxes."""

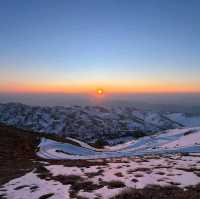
[{"left": 1, "top": 82, "right": 200, "bottom": 94}]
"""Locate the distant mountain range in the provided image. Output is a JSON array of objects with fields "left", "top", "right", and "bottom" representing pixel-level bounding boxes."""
[{"left": 0, "top": 103, "right": 200, "bottom": 143}]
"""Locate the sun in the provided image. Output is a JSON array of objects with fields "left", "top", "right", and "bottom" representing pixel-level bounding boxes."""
[{"left": 96, "top": 88, "right": 104, "bottom": 95}]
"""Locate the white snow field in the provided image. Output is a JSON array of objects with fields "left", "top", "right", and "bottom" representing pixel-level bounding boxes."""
[
  {"left": 1, "top": 154, "right": 200, "bottom": 199},
  {"left": 166, "top": 113, "right": 200, "bottom": 127},
  {"left": 0, "top": 172, "right": 70, "bottom": 199},
  {"left": 37, "top": 127, "right": 200, "bottom": 160}
]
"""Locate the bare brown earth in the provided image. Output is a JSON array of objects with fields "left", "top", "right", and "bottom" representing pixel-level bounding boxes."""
[{"left": 0, "top": 123, "right": 40, "bottom": 186}]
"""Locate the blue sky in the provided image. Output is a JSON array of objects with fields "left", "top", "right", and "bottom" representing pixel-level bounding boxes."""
[{"left": 0, "top": 0, "right": 200, "bottom": 93}]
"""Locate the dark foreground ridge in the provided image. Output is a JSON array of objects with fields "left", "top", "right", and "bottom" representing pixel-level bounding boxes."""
[
  {"left": 0, "top": 123, "right": 82, "bottom": 185},
  {"left": 0, "top": 123, "right": 40, "bottom": 185}
]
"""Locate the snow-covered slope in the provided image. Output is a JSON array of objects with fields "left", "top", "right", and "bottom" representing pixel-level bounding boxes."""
[
  {"left": 0, "top": 103, "right": 188, "bottom": 142},
  {"left": 166, "top": 113, "right": 200, "bottom": 127},
  {"left": 37, "top": 127, "right": 200, "bottom": 160},
  {"left": 1, "top": 103, "right": 200, "bottom": 143}
]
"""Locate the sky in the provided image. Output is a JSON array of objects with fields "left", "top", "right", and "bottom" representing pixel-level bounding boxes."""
[{"left": 0, "top": 0, "right": 200, "bottom": 94}]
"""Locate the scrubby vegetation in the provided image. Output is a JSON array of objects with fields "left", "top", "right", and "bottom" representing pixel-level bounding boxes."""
[
  {"left": 91, "top": 138, "right": 108, "bottom": 148},
  {"left": 132, "top": 130, "right": 147, "bottom": 138},
  {"left": 111, "top": 185, "right": 200, "bottom": 199},
  {"left": 105, "top": 180, "right": 126, "bottom": 189}
]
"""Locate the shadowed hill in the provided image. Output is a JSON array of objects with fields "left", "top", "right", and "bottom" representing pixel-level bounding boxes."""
[
  {"left": 0, "top": 123, "right": 82, "bottom": 185},
  {"left": 0, "top": 123, "right": 41, "bottom": 185}
]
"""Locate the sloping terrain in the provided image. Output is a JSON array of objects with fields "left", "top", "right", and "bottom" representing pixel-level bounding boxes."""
[
  {"left": 0, "top": 124, "right": 200, "bottom": 199},
  {"left": 166, "top": 113, "right": 200, "bottom": 127},
  {"left": 0, "top": 103, "right": 188, "bottom": 143},
  {"left": 37, "top": 127, "right": 200, "bottom": 160},
  {"left": 0, "top": 123, "right": 83, "bottom": 186},
  {"left": 0, "top": 124, "right": 40, "bottom": 186}
]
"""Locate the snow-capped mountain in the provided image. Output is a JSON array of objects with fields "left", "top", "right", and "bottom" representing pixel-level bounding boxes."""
[{"left": 0, "top": 103, "right": 200, "bottom": 142}]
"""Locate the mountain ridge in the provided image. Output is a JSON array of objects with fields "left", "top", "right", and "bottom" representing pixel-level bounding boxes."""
[{"left": 0, "top": 103, "right": 200, "bottom": 143}]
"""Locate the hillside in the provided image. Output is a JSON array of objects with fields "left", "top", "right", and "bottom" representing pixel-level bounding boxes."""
[
  {"left": 1, "top": 103, "right": 199, "bottom": 143},
  {"left": 0, "top": 104, "right": 200, "bottom": 199},
  {"left": 37, "top": 127, "right": 200, "bottom": 160},
  {"left": 0, "top": 124, "right": 200, "bottom": 198},
  {"left": 0, "top": 123, "right": 84, "bottom": 186},
  {"left": 0, "top": 124, "right": 40, "bottom": 186}
]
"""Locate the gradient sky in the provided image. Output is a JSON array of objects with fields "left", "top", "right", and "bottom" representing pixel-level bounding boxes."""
[{"left": 0, "top": 0, "right": 200, "bottom": 94}]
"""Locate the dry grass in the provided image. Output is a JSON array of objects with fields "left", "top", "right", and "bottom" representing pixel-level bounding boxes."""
[
  {"left": 85, "top": 170, "right": 104, "bottom": 178},
  {"left": 111, "top": 184, "right": 200, "bottom": 199},
  {"left": 53, "top": 175, "right": 83, "bottom": 185},
  {"left": 127, "top": 168, "right": 151, "bottom": 174},
  {"left": 131, "top": 178, "right": 138, "bottom": 183},
  {"left": 155, "top": 171, "right": 166, "bottom": 175},
  {"left": 38, "top": 193, "right": 55, "bottom": 199},
  {"left": 103, "top": 180, "right": 126, "bottom": 189},
  {"left": 45, "top": 159, "right": 108, "bottom": 168},
  {"left": 115, "top": 172, "right": 124, "bottom": 177},
  {"left": 134, "top": 174, "right": 144, "bottom": 178},
  {"left": 35, "top": 166, "right": 104, "bottom": 198}
]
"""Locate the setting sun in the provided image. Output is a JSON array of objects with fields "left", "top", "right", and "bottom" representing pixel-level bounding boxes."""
[{"left": 97, "top": 88, "right": 104, "bottom": 95}]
